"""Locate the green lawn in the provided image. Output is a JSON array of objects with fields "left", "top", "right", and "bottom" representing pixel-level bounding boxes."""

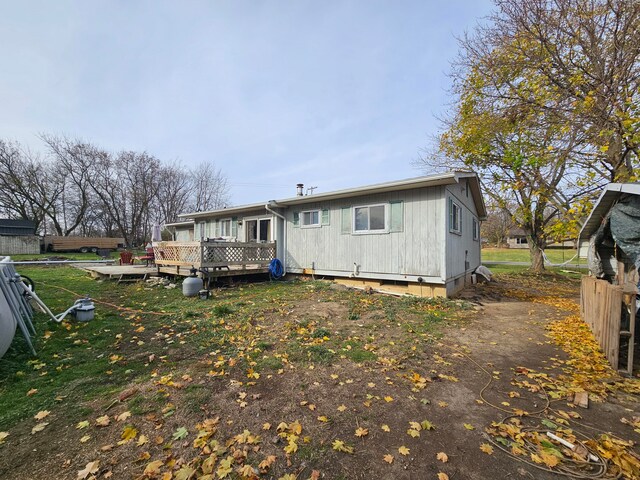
[{"left": 481, "top": 247, "right": 585, "bottom": 265}]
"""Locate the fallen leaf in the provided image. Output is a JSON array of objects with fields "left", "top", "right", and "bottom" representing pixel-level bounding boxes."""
[
  {"left": 27, "top": 388, "right": 38, "bottom": 396},
  {"left": 398, "top": 446, "right": 410, "bottom": 456},
  {"left": 381, "top": 424, "right": 391, "bottom": 432},
  {"left": 332, "top": 439, "right": 354, "bottom": 454},
  {"left": 143, "top": 460, "right": 164, "bottom": 476},
  {"left": 31, "top": 422, "right": 49, "bottom": 434},
  {"left": 355, "top": 427, "right": 368, "bottom": 437},
  {"left": 119, "top": 425, "right": 137, "bottom": 443},
  {"left": 436, "top": 452, "right": 449, "bottom": 463},
  {"left": 34, "top": 410, "right": 50, "bottom": 420},
  {"left": 262, "top": 423, "right": 272, "bottom": 430},
  {"left": 437, "top": 473, "right": 450, "bottom": 480},
  {"left": 77, "top": 460, "right": 99, "bottom": 479},
  {"left": 480, "top": 443, "right": 494, "bottom": 455},
  {"left": 137, "top": 434, "right": 148, "bottom": 446},
  {"left": 384, "top": 396, "right": 394, "bottom": 402},
  {"left": 95, "top": 416, "right": 110, "bottom": 427},
  {"left": 76, "top": 420, "right": 90, "bottom": 430},
  {"left": 80, "top": 435, "right": 91, "bottom": 443},
  {"left": 337, "top": 404, "right": 347, "bottom": 412},
  {"left": 463, "top": 423, "right": 475, "bottom": 430},
  {"left": 0, "top": 432, "right": 8, "bottom": 444},
  {"left": 116, "top": 411, "right": 131, "bottom": 422},
  {"left": 172, "top": 426, "right": 188, "bottom": 440},
  {"left": 383, "top": 454, "right": 394, "bottom": 464}
]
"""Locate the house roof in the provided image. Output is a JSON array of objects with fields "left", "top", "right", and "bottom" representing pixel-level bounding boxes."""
[
  {"left": 179, "top": 171, "right": 487, "bottom": 220},
  {"left": 0, "top": 219, "right": 37, "bottom": 236},
  {"left": 164, "top": 221, "right": 195, "bottom": 229},
  {"left": 579, "top": 183, "right": 640, "bottom": 241}
]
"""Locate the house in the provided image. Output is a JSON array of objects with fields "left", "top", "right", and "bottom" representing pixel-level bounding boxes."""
[
  {"left": 164, "top": 221, "right": 195, "bottom": 241},
  {"left": 158, "top": 171, "right": 487, "bottom": 297},
  {"left": 578, "top": 183, "right": 640, "bottom": 375},
  {"left": 0, "top": 219, "right": 40, "bottom": 255},
  {"left": 506, "top": 228, "right": 528, "bottom": 249}
]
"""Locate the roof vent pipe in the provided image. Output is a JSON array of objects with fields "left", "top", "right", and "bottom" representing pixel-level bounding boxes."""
[{"left": 296, "top": 183, "right": 304, "bottom": 196}]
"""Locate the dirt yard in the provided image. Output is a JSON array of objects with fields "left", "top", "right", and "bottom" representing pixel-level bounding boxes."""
[{"left": 0, "top": 269, "right": 638, "bottom": 479}]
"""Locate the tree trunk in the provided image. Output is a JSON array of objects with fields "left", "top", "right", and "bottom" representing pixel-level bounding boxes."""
[{"left": 529, "top": 239, "right": 545, "bottom": 273}]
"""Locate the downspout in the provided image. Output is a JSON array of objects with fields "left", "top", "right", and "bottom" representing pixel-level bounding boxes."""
[{"left": 265, "top": 202, "right": 286, "bottom": 273}]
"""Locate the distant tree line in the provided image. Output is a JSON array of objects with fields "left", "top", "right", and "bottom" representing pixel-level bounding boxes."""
[{"left": 0, "top": 135, "right": 230, "bottom": 246}]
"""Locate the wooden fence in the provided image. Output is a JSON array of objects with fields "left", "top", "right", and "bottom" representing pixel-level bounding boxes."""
[{"left": 580, "top": 276, "right": 635, "bottom": 374}]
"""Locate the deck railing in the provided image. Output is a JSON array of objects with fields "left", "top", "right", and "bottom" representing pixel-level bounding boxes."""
[{"left": 153, "top": 241, "right": 276, "bottom": 269}]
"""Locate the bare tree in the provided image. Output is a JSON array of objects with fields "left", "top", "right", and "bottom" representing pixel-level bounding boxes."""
[
  {"left": 189, "top": 161, "right": 230, "bottom": 212},
  {"left": 0, "top": 140, "right": 62, "bottom": 232},
  {"left": 154, "top": 162, "right": 192, "bottom": 225}
]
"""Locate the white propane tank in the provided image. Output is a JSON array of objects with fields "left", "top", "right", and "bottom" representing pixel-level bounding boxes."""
[
  {"left": 183, "top": 267, "right": 203, "bottom": 297},
  {"left": 0, "top": 289, "right": 17, "bottom": 359}
]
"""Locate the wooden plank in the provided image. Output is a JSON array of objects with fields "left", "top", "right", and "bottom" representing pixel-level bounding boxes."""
[{"left": 628, "top": 292, "right": 636, "bottom": 375}]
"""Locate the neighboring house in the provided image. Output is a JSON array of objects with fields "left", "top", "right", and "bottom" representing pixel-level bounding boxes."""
[
  {"left": 0, "top": 219, "right": 40, "bottom": 255},
  {"left": 168, "top": 172, "right": 486, "bottom": 297},
  {"left": 506, "top": 228, "right": 529, "bottom": 249}
]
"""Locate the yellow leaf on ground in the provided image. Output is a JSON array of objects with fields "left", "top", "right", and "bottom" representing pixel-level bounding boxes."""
[
  {"left": 436, "top": 452, "right": 449, "bottom": 463},
  {"left": 34, "top": 410, "right": 50, "bottom": 420},
  {"left": 317, "top": 416, "right": 329, "bottom": 423},
  {"left": 407, "top": 429, "right": 420, "bottom": 438},
  {"left": 137, "top": 435, "right": 148, "bottom": 446},
  {"left": 355, "top": 427, "right": 368, "bottom": 437},
  {"left": 381, "top": 424, "right": 391, "bottom": 432},
  {"left": 384, "top": 396, "right": 394, "bottom": 402},
  {"left": 27, "top": 388, "right": 38, "bottom": 396},
  {"left": 337, "top": 405, "right": 347, "bottom": 412},
  {"left": 437, "top": 473, "right": 450, "bottom": 480},
  {"left": 80, "top": 435, "right": 91, "bottom": 443},
  {"left": 398, "top": 446, "right": 410, "bottom": 456},
  {"left": 120, "top": 425, "right": 137, "bottom": 443},
  {"left": 383, "top": 454, "right": 394, "bottom": 464},
  {"left": 143, "top": 460, "right": 164, "bottom": 476},
  {"left": 0, "top": 432, "right": 8, "bottom": 444},
  {"left": 76, "top": 420, "right": 90, "bottom": 429},
  {"left": 480, "top": 443, "right": 494, "bottom": 455},
  {"left": 438, "top": 401, "right": 448, "bottom": 407},
  {"left": 262, "top": 423, "right": 271, "bottom": 430},
  {"left": 332, "top": 439, "right": 354, "bottom": 454},
  {"left": 463, "top": 423, "right": 475, "bottom": 430}
]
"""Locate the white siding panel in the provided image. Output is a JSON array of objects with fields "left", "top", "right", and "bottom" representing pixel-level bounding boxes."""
[
  {"left": 285, "top": 186, "right": 445, "bottom": 278},
  {"left": 445, "top": 182, "right": 481, "bottom": 278}
]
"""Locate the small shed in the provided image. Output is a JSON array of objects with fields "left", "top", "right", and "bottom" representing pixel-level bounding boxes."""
[
  {"left": 0, "top": 219, "right": 40, "bottom": 255},
  {"left": 578, "top": 183, "right": 640, "bottom": 374}
]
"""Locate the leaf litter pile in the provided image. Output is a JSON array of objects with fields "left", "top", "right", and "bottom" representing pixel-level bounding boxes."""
[{"left": 0, "top": 267, "right": 639, "bottom": 479}]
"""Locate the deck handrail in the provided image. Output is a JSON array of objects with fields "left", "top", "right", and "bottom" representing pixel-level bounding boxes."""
[{"left": 153, "top": 240, "right": 276, "bottom": 269}]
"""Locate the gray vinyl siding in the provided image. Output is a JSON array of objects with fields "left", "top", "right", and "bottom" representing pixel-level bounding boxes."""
[
  {"left": 200, "top": 208, "right": 268, "bottom": 241},
  {"left": 445, "top": 180, "right": 481, "bottom": 281},
  {"left": 285, "top": 186, "right": 445, "bottom": 279}
]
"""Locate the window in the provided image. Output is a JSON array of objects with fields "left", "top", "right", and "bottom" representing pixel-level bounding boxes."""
[
  {"left": 220, "top": 219, "right": 231, "bottom": 236},
  {"left": 516, "top": 237, "right": 528, "bottom": 245},
  {"left": 472, "top": 218, "right": 479, "bottom": 241},
  {"left": 301, "top": 210, "right": 320, "bottom": 227},
  {"left": 449, "top": 198, "right": 461, "bottom": 234},
  {"left": 353, "top": 204, "right": 387, "bottom": 233}
]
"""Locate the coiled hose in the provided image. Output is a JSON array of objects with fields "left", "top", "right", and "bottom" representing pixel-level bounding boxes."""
[{"left": 268, "top": 258, "right": 284, "bottom": 280}]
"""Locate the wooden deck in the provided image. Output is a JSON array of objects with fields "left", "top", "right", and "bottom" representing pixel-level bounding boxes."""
[
  {"left": 79, "top": 265, "right": 158, "bottom": 283},
  {"left": 153, "top": 240, "right": 276, "bottom": 279}
]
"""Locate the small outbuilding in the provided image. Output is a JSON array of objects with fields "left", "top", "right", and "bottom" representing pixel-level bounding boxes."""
[
  {"left": 0, "top": 219, "right": 39, "bottom": 255},
  {"left": 578, "top": 183, "right": 640, "bottom": 375}
]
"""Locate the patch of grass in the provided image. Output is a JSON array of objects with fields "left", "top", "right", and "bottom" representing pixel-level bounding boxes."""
[
  {"left": 342, "top": 341, "right": 376, "bottom": 363},
  {"left": 307, "top": 345, "right": 335, "bottom": 364},
  {"left": 311, "top": 327, "right": 331, "bottom": 339},
  {"left": 212, "top": 304, "right": 234, "bottom": 317},
  {"left": 256, "top": 356, "right": 284, "bottom": 371}
]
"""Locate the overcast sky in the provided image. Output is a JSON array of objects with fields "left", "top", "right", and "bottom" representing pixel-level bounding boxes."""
[{"left": 0, "top": 1, "right": 493, "bottom": 204}]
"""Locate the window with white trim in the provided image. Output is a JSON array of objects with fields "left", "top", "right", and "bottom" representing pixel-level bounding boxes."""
[
  {"left": 472, "top": 218, "right": 479, "bottom": 241},
  {"left": 219, "top": 219, "right": 232, "bottom": 236},
  {"left": 449, "top": 198, "right": 461, "bottom": 234},
  {"left": 301, "top": 210, "right": 320, "bottom": 227},
  {"left": 353, "top": 204, "right": 387, "bottom": 233}
]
